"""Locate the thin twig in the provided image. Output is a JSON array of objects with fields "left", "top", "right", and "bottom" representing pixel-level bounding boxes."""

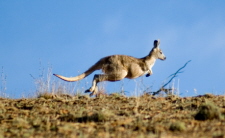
[
  {"left": 150, "top": 60, "right": 191, "bottom": 96},
  {"left": 162, "top": 60, "right": 191, "bottom": 88}
]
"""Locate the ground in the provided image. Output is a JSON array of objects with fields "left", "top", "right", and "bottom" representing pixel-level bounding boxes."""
[{"left": 0, "top": 93, "right": 225, "bottom": 138}]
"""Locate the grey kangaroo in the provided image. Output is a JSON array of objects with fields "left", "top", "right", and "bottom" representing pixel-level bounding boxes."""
[{"left": 54, "top": 39, "right": 166, "bottom": 96}]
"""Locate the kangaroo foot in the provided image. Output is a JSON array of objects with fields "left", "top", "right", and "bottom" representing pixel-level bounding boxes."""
[
  {"left": 87, "top": 86, "right": 98, "bottom": 96},
  {"left": 85, "top": 86, "right": 95, "bottom": 93},
  {"left": 85, "top": 89, "right": 91, "bottom": 93}
]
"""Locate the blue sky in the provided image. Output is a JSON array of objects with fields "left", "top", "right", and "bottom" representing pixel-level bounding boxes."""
[{"left": 1, "top": 1, "right": 225, "bottom": 98}]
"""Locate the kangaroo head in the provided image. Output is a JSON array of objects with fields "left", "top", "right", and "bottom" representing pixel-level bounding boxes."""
[{"left": 151, "top": 39, "right": 166, "bottom": 60}]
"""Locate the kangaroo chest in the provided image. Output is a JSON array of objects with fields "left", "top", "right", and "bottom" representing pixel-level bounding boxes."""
[{"left": 145, "top": 59, "right": 156, "bottom": 70}]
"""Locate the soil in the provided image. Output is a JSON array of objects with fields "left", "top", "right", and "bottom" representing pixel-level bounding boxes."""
[{"left": 0, "top": 93, "right": 225, "bottom": 138}]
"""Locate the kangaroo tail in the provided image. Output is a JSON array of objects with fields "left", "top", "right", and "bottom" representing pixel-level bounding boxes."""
[
  {"left": 53, "top": 73, "right": 86, "bottom": 82},
  {"left": 53, "top": 62, "right": 101, "bottom": 82}
]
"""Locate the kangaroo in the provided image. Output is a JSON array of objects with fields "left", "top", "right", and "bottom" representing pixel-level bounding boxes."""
[{"left": 53, "top": 39, "right": 166, "bottom": 96}]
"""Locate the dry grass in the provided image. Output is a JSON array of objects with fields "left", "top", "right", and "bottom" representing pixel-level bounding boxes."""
[{"left": 0, "top": 93, "right": 225, "bottom": 138}]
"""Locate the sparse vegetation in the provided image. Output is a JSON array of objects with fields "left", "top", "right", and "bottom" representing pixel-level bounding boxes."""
[
  {"left": 0, "top": 94, "right": 225, "bottom": 138},
  {"left": 1, "top": 63, "right": 225, "bottom": 137}
]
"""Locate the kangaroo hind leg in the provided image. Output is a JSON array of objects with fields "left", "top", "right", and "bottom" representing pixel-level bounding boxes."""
[{"left": 85, "top": 70, "right": 127, "bottom": 96}]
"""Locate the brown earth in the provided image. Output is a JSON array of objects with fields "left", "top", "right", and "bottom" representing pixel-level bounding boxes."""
[{"left": 0, "top": 93, "right": 225, "bottom": 138}]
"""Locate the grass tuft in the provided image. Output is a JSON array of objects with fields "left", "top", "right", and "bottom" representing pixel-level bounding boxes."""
[
  {"left": 194, "top": 102, "right": 222, "bottom": 120},
  {"left": 169, "top": 121, "right": 186, "bottom": 132}
]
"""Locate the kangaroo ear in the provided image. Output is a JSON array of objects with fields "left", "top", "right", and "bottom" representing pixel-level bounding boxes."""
[{"left": 154, "top": 39, "right": 160, "bottom": 48}]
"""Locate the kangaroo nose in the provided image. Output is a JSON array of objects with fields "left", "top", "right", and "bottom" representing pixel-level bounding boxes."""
[{"left": 164, "top": 57, "right": 166, "bottom": 60}]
